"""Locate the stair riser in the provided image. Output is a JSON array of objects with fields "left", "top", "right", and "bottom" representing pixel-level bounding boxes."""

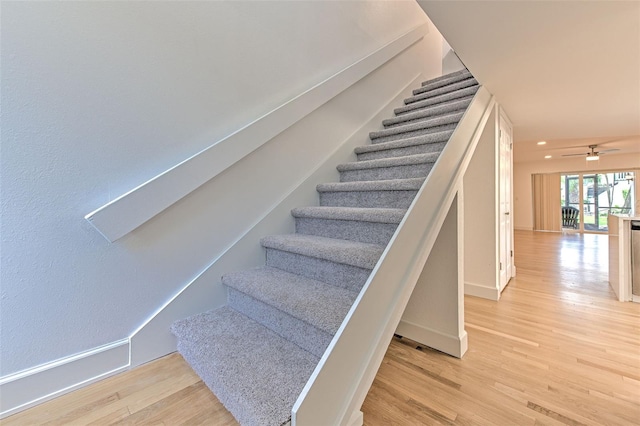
[
  {"left": 383, "top": 106, "right": 468, "bottom": 129},
  {"left": 319, "top": 190, "right": 418, "bottom": 209},
  {"left": 340, "top": 162, "right": 435, "bottom": 182},
  {"left": 371, "top": 123, "right": 457, "bottom": 144},
  {"left": 295, "top": 217, "right": 398, "bottom": 246},
  {"left": 357, "top": 141, "right": 447, "bottom": 161},
  {"left": 405, "top": 79, "right": 477, "bottom": 104},
  {"left": 395, "top": 86, "right": 478, "bottom": 116},
  {"left": 228, "top": 288, "right": 331, "bottom": 358},
  {"left": 265, "top": 249, "right": 371, "bottom": 292},
  {"left": 413, "top": 73, "right": 471, "bottom": 95}
]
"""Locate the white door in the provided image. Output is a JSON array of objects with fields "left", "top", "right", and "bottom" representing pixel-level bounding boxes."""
[{"left": 499, "top": 112, "right": 513, "bottom": 290}]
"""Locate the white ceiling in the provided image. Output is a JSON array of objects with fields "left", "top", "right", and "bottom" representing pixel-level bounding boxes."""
[{"left": 418, "top": 0, "right": 640, "bottom": 162}]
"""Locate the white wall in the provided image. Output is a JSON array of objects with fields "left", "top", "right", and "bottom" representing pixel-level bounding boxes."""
[
  {"left": 0, "top": 1, "right": 439, "bottom": 379},
  {"left": 463, "top": 107, "right": 499, "bottom": 299},
  {"left": 514, "top": 154, "right": 640, "bottom": 230}
]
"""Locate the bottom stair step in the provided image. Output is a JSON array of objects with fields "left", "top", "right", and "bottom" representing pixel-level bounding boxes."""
[{"left": 171, "top": 306, "right": 319, "bottom": 426}]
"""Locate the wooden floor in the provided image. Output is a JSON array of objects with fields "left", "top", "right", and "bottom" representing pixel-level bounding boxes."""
[{"left": 3, "top": 230, "right": 639, "bottom": 425}]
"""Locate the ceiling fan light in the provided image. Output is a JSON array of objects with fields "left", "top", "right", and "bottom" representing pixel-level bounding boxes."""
[{"left": 586, "top": 154, "right": 599, "bottom": 161}]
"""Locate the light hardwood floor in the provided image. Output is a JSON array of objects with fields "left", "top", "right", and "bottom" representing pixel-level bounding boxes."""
[{"left": 3, "top": 230, "right": 639, "bottom": 425}]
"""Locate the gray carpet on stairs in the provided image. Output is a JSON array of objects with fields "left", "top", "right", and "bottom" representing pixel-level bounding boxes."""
[
  {"left": 224, "top": 266, "right": 358, "bottom": 357},
  {"left": 171, "top": 69, "right": 474, "bottom": 426},
  {"left": 293, "top": 207, "right": 405, "bottom": 245},
  {"left": 404, "top": 78, "right": 478, "bottom": 105},
  {"left": 317, "top": 177, "right": 424, "bottom": 209},
  {"left": 394, "top": 85, "right": 479, "bottom": 116},
  {"left": 413, "top": 70, "right": 472, "bottom": 95},
  {"left": 338, "top": 152, "right": 439, "bottom": 182},
  {"left": 369, "top": 111, "right": 464, "bottom": 142},
  {"left": 421, "top": 68, "right": 468, "bottom": 86},
  {"left": 171, "top": 307, "right": 319, "bottom": 426},
  {"left": 383, "top": 97, "right": 473, "bottom": 128}
]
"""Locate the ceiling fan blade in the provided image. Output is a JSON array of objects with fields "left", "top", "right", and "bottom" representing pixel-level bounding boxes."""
[
  {"left": 561, "top": 153, "right": 588, "bottom": 157},
  {"left": 598, "top": 148, "right": 620, "bottom": 153}
]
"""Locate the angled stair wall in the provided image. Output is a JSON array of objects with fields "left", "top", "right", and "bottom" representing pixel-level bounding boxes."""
[{"left": 172, "top": 70, "right": 495, "bottom": 425}]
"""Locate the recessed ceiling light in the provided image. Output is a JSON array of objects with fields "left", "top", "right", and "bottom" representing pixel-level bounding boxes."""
[
  {"left": 537, "top": 141, "right": 547, "bottom": 145},
  {"left": 544, "top": 155, "right": 552, "bottom": 159}
]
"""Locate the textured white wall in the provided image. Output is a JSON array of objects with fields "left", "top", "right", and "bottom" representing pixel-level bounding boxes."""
[
  {"left": 513, "top": 155, "right": 640, "bottom": 230},
  {"left": 0, "top": 1, "right": 435, "bottom": 376}
]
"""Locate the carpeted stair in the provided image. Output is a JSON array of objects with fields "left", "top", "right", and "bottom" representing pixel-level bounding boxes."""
[{"left": 171, "top": 69, "right": 479, "bottom": 426}]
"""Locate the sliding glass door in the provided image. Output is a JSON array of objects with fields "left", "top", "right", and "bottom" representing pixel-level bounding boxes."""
[
  {"left": 583, "top": 174, "right": 598, "bottom": 231},
  {"left": 561, "top": 171, "right": 635, "bottom": 233},
  {"left": 560, "top": 174, "right": 581, "bottom": 230}
]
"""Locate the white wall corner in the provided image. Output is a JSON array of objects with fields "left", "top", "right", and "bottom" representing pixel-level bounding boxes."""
[
  {"left": 464, "top": 281, "right": 501, "bottom": 301},
  {"left": 0, "top": 339, "right": 130, "bottom": 419}
]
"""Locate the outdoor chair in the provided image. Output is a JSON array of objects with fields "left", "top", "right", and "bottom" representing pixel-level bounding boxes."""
[{"left": 561, "top": 206, "right": 579, "bottom": 229}]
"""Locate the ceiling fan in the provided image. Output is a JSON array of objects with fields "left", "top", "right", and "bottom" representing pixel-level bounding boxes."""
[{"left": 561, "top": 144, "right": 619, "bottom": 161}]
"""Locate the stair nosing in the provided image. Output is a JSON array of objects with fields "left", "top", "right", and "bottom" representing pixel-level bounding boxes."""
[
  {"left": 316, "top": 177, "right": 425, "bottom": 192},
  {"left": 414, "top": 71, "right": 473, "bottom": 94},
  {"left": 355, "top": 131, "right": 452, "bottom": 155},
  {"left": 410, "top": 77, "right": 477, "bottom": 100},
  {"left": 292, "top": 206, "right": 406, "bottom": 224},
  {"left": 383, "top": 97, "right": 473, "bottom": 127},
  {"left": 395, "top": 86, "right": 479, "bottom": 115},
  {"left": 337, "top": 152, "right": 439, "bottom": 172},
  {"left": 420, "top": 69, "right": 468, "bottom": 86},
  {"left": 370, "top": 111, "right": 463, "bottom": 140}
]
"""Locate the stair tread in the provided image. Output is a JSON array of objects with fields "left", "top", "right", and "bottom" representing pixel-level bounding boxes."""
[
  {"left": 355, "top": 131, "right": 452, "bottom": 155},
  {"left": 337, "top": 152, "right": 439, "bottom": 172},
  {"left": 405, "top": 78, "right": 477, "bottom": 105},
  {"left": 383, "top": 97, "right": 473, "bottom": 127},
  {"left": 261, "top": 234, "right": 383, "bottom": 270},
  {"left": 317, "top": 177, "right": 424, "bottom": 192},
  {"left": 414, "top": 70, "right": 472, "bottom": 94},
  {"left": 421, "top": 68, "right": 468, "bottom": 86},
  {"left": 223, "top": 266, "right": 357, "bottom": 335},
  {"left": 171, "top": 306, "right": 318, "bottom": 426},
  {"left": 395, "top": 86, "right": 479, "bottom": 115},
  {"left": 370, "top": 111, "right": 463, "bottom": 140},
  {"left": 292, "top": 206, "right": 406, "bottom": 223}
]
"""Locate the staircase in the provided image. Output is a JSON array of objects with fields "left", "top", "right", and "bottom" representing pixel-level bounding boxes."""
[{"left": 171, "top": 69, "right": 479, "bottom": 426}]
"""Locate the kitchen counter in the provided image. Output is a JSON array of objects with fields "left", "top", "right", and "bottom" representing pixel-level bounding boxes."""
[{"left": 608, "top": 214, "right": 639, "bottom": 301}]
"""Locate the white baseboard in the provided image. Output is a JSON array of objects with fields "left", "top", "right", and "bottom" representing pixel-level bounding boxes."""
[
  {"left": 0, "top": 339, "right": 130, "bottom": 419},
  {"left": 465, "top": 281, "right": 500, "bottom": 300},
  {"left": 347, "top": 410, "right": 364, "bottom": 426},
  {"left": 396, "top": 320, "right": 468, "bottom": 358}
]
